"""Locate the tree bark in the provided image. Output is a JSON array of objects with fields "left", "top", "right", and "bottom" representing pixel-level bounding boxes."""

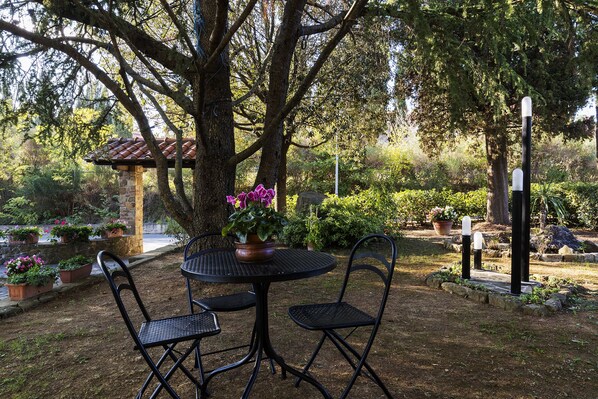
[
  {"left": 485, "top": 128, "right": 510, "bottom": 224},
  {"left": 276, "top": 134, "right": 292, "bottom": 213},
  {"left": 255, "top": 0, "right": 307, "bottom": 188}
]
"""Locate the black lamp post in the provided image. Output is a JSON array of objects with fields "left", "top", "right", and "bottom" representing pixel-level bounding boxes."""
[
  {"left": 511, "top": 168, "right": 523, "bottom": 295},
  {"left": 461, "top": 216, "right": 471, "bottom": 279},
  {"left": 521, "top": 97, "right": 532, "bottom": 282},
  {"left": 473, "top": 232, "right": 483, "bottom": 270}
]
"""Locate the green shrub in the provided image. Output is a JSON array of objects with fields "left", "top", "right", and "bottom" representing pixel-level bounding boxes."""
[
  {"left": 317, "top": 196, "right": 384, "bottom": 248},
  {"left": 446, "top": 189, "right": 487, "bottom": 220},
  {"left": 394, "top": 189, "right": 445, "bottom": 225},
  {"left": 281, "top": 215, "right": 309, "bottom": 248},
  {"left": 0, "top": 197, "right": 38, "bottom": 225},
  {"left": 558, "top": 182, "right": 598, "bottom": 229}
]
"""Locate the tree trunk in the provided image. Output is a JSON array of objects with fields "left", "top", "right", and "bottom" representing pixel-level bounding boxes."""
[
  {"left": 595, "top": 92, "right": 597, "bottom": 170},
  {"left": 276, "top": 134, "right": 292, "bottom": 213},
  {"left": 485, "top": 128, "right": 510, "bottom": 224},
  {"left": 255, "top": 0, "right": 306, "bottom": 188}
]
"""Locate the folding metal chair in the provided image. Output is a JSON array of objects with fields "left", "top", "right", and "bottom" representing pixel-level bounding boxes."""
[
  {"left": 288, "top": 234, "right": 398, "bottom": 399},
  {"left": 97, "top": 250, "right": 220, "bottom": 399},
  {"left": 184, "top": 232, "right": 256, "bottom": 315}
]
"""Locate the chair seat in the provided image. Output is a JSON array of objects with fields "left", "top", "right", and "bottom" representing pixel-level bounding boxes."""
[
  {"left": 288, "top": 302, "right": 375, "bottom": 331},
  {"left": 139, "top": 312, "right": 221, "bottom": 348},
  {"left": 193, "top": 291, "right": 256, "bottom": 312}
]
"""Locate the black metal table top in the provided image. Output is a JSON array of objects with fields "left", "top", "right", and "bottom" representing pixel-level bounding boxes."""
[{"left": 181, "top": 248, "right": 336, "bottom": 284}]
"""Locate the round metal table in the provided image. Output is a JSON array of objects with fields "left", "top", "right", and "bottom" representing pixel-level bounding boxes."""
[{"left": 181, "top": 248, "right": 336, "bottom": 398}]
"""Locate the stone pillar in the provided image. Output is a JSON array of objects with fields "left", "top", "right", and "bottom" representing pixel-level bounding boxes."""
[{"left": 117, "top": 165, "right": 144, "bottom": 254}]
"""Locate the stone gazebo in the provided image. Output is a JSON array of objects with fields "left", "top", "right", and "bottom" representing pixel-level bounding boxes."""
[{"left": 85, "top": 137, "right": 196, "bottom": 253}]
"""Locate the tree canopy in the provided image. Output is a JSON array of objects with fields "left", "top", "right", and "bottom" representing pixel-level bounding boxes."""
[
  {"left": 387, "top": 0, "right": 597, "bottom": 223},
  {"left": 0, "top": 0, "right": 372, "bottom": 234}
]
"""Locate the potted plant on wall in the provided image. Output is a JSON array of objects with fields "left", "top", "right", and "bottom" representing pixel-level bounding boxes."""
[
  {"left": 429, "top": 206, "right": 457, "bottom": 236},
  {"left": 94, "top": 220, "right": 128, "bottom": 239},
  {"left": 57, "top": 255, "right": 94, "bottom": 283},
  {"left": 4, "top": 255, "right": 57, "bottom": 301},
  {"left": 4, "top": 226, "right": 43, "bottom": 245},
  {"left": 50, "top": 220, "right": 93, "bottom": 243},
  {"left": 222, "top": 184, "right": 288, "bottom": 262}
]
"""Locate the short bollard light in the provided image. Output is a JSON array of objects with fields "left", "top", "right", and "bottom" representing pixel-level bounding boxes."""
[
  {"left": 461, "top": 216, "right": 471, "bottom": 279},
  {"left": 511, "top": 168, "right": 523, "bottom": 295},
  {"left": 473, "top": 232, "right": 483, "bottom": 270}
]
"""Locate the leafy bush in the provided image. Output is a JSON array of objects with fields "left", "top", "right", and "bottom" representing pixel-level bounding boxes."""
[
  {"left": 317, "top": 196, "right": 384, "bottom": 248},
  {"left": 558, "top": 182, "right": 598, "bottom": 229},
  {"left": 0, "top": 197, "right": 38, "bottom": 224},
  {"left": 280, "top": 215, "right": 309, "bottom": 248},
  {"left": 445, "top": 189, "right": 487, "bottom": 220},
  {"left": 394, "top": 189, "right": 445, "bottom": 225}
]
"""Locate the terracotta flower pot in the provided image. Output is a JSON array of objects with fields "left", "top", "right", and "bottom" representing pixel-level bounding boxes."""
[
  {"left": 235, "top": 234, "right": 276, "bottom": 263},
  {"left": 433, "top": 220, "right": 453, "bottom": 236},
  {"left": 59, "top": 263, "right": 93, "bottom": 283},
  {"left": 6, "top": 282, "right": 53, "bottom": 301},
  {"left": 102, "top": 228, "right": 124, "bottom": 239},
  {"left": 60, "top": 235, "right": 73, "bottom": 244}
]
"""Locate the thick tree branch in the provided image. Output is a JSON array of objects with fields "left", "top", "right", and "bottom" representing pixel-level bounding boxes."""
[
  {"left": 301, "top": 11, "right": 347, "bottom": 36},
  {"left": 205, "top": 0, "right": 258, "bottom": 70},
  {"left": 229, "top": 0, "right": 369, "bottom": 166}
]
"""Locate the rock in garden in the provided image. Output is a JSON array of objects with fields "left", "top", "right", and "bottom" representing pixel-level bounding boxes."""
[
  {"left": 558, "top": 245, "right": 574, "bottom": 255},
  {"left": 531, "top": 225, "right": 582, "bottom": 254},
  {"left": 582, "top": 240, "right": 598, "bottom": 253},
  {"left": 295, "top": 191, "right": 327, "bottom": 214}
]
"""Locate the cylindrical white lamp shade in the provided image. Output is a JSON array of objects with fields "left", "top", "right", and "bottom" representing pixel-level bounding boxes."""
[
  {"left": 473, "top": 232, "right": 483, "bottom": 250},
  {"left": 522, "top": 97, "right": 532, "bottom": 117},
  {"left": 513, "top": 168, "right": 523, "bottom": 191},
  {"left": 462, "top": 216, "right": 471, "bottom": 236}
]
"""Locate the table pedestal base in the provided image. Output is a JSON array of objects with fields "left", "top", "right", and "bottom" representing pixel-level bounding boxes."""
[{"left": 202, "top": 282, "right": 331, "bottom": 398}]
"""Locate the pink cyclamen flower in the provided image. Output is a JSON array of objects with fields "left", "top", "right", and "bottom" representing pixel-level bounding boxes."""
[
  {"left": 254, "top": 183, "right": 265, "bottom": 193},
  {"left": 226, "top": 195, "right": 237, "bottom": 207},
  {"left": 237, "top": 192, "right": 247, "bottom": 209},
  {"left": 246, "top": 191, "right": 257, "bottom": 203},
  {"left": 54, "top": 219, "right": 60, "bottom": 224},
  {"left": 61, "top": 220, "right": 66, "bottom": 225}
]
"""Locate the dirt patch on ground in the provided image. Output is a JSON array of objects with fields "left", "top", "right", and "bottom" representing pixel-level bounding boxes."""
[{"left": 0, "top": 236, "right": 597, "bottom": 399}]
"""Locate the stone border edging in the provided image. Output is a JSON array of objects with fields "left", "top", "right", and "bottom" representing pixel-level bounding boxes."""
[
  {"left": 425, "top": 273, "right": 573, "bottom": 317},
  {"left": 0, "top": 244, "right": 181, "bottom": 320}
]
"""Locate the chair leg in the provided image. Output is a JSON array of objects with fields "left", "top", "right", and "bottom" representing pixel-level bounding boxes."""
[
  {"left": 294, "top": 333, "right": 327, "bottom": 387},
  {"left": 329, "top": 330, "right": 394, "bottom": 399}
]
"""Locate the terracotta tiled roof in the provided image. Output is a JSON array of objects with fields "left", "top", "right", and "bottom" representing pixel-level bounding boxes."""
[{"left": 84, "top": 137, "right": 196, "bottom": 168}]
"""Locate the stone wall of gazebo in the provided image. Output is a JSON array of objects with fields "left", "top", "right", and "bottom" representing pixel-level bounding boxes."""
[{"left": 116, "top": 165, "right": 144, "bottom": 254}]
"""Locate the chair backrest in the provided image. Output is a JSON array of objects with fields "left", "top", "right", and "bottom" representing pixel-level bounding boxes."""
[
  {"left": 184, "top": 232, "right": 236, "bottom": 261},
  {"left": 97, "top": 250, "right": 151, "bottom": 344},
  {"left": 337, "top": 234, "right": 397, "bottom": 324}
]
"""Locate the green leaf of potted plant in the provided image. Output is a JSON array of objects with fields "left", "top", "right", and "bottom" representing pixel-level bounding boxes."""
[
  {"left": 50, "top": 220, "right": 93, "bottom": 243},
  {"left": 57, "top": 255, "right": 94, "bottom": 283},
  {"left": 94, "top": 220, "right": 128, "bottom": 239},
  {"left": 5, "top": 255, "right": 57, "bottom": 301},
  {"left": 4, "top": 226, "right": 43, "bottom": 245}
]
